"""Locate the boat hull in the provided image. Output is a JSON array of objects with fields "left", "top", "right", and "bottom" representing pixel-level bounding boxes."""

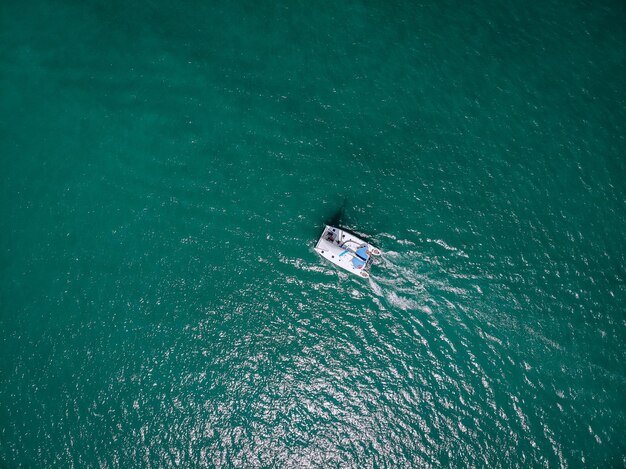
[{"left": 314, "top": 225, "right": 380, "bottom": 278}]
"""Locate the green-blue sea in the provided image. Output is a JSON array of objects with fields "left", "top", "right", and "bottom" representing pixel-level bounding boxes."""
[{"left": 1, "top": 0, "right": 625, "bottom": 467}]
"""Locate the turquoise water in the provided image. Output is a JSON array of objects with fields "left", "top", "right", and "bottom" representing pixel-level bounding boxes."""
[{"left": 1, "top": 0, "right": 625, "bottom": 466}]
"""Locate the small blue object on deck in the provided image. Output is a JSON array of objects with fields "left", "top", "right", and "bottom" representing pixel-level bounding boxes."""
[
  {"left": 356, "top": 247, "right": 369, "bottom": 261},
  {"left": 351, "top": 257, "right": 365, "bottom": 268}
]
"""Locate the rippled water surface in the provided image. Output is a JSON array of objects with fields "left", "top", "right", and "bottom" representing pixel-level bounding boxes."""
[{"left": 1, "top": 0, "right": 625, "bottom": 467}]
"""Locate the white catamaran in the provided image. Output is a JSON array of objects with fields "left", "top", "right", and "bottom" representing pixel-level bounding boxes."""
[{"left": 314, "top": 225, "right": 381, "bottom": 278}]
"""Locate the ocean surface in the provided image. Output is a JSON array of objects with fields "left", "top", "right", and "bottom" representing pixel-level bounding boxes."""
[{"left": 1, "top": 0, "right": 625, "bottom": 467}]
